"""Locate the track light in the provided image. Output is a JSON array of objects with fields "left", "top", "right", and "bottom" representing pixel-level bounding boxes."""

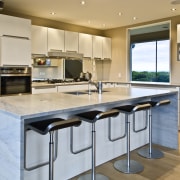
[{"left": 0, "top": 1, "right": 4, "bottom": 11}]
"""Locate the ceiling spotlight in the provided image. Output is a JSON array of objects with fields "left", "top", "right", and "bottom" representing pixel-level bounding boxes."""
[
  {"left": 50, "top": 12, "right": 56, "bottom": 15},
  {"left": 81, "top": 1, "right": 85, "bottom": 5},
  {"left": 171, "top": 8, "right": 177, "bottom": 11},
  {"left": 118, "top": 12, "right": 122, "bottom": 16},
  {"left": 0, "top": 1, "right": 4, "bottom": 11}
]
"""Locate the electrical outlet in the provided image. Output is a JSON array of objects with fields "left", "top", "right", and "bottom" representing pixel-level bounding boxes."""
[
  {"left": 118, "top": 73, "right": 121, "bottom": 78},
  {"left": 40, "top": 72, "right": 45, "bottom": 76}
]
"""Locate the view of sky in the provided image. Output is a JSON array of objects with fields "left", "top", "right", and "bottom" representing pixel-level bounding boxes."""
[{"left": 131, "top": 40, "right": 170, "bottom": 72}]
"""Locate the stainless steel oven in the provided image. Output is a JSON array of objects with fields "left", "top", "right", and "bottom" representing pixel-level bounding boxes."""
[{"left": 0, "top": 66, "right": 31, "bottom": 96}]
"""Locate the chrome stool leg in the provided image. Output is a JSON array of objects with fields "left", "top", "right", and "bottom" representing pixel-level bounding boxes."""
[
  {"left": 78, "top": 122, "right": 109, "bottom": 180},
  {"left": 49, "top": 131, "right": 54, "bottom": 180},
  {"left": 114, "top": 114, "right": 144, "bottom": 174},
  {"left": 138, "top": 109, "right": 164, "bottom": 159}
]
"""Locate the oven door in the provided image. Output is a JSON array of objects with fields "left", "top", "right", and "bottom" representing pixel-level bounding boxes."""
[{"left": 0, "top": 75, "right": 31, "bottom": 95}]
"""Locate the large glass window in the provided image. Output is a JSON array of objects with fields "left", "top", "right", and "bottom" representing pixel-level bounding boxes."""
[
  {"left": 129, "top": 22, "right": 170, "bottom": 83},
  {"left": 131, "top": 40, "right": 170, "bottom": 82}
]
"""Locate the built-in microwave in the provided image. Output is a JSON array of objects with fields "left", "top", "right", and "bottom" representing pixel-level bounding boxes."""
[{"left": 0, "top": 66, "right": 31, "bottom": 96}]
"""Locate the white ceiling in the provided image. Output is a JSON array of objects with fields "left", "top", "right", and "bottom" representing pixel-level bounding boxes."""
[{"left": 1, "top": 0, "right": 180, "bottom": 30}]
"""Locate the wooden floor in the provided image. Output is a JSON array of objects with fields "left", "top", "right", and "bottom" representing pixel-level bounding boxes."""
[{"left": 70, "top": 133, "right": 180, "bottom": 180}]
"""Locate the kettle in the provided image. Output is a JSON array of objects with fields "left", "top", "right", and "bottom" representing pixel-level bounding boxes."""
[{"left": 84, "top": 71, "right": 92, "bottom": 81}]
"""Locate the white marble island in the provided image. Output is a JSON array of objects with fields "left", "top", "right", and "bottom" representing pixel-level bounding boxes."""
[{"left": 0, "top": 87, "right": 178, "bottom": 180}]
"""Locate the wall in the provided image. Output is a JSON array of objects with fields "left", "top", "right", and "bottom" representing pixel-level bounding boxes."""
[
  {"left": 2, "top": 11, "right": 180, "bottom": 83},
  {"left": 104, "top": 15, "right": 180, "bottom": 83}
]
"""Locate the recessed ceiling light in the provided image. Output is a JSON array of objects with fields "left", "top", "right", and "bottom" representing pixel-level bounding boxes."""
[
  {"left": 133, "top": 17, "right": 137, "bottom": 20},
  {"left": 50, "top": 12, "right": 56, "bottom": 15},
  {"left": 81, "top": 1, "right": 85, "bottom": 5},
  {"left": 118, "top": 12, "right": 122, "bottom": 16},
  {"left": 171, "top": 8, "right": 177, "bottom": 11}
]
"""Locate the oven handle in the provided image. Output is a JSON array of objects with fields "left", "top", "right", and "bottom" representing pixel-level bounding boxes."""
[{"left": 0, "top": 74, "right": 31, "bottom": 77}]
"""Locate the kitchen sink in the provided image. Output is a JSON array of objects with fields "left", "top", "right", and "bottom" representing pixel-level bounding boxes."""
[
  {"left": 63, "top": 91, "right": 87, "bottom": 95},
  {"left": 85, "top": 90, "right": 109, "bottom": 93}
]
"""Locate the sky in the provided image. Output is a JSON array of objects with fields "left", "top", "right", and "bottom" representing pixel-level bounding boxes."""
[{"left": 131, "top": 40, "right": 170, "bottom": 72}]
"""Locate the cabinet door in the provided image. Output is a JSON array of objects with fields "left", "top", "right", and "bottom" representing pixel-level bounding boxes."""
[
  {"left": 0, "top": 36, "right": 31, "bottom": 66},
  {"left": 79, "top": 33, "right": 92, "bottom": 58},
  {"left": 0, "top": 14, "right": 31, "bottom": 38},
  {"left": 31, "top": 25, "right": 48, "bottom": 56},
  {"left": 93, "top": 35, "right": 103, "bottom": 59},
  {"left": 102, "top": 37, "right": 112, "bottom": 59},
  {"left": 65, "top": 31, "right": 79, "bottom": 52},
  {"left": 48, "top": 28, "right": 65, "bottom": 52},
  {"left": 177, "top": 24, "right": 180, "bottom": 43}
]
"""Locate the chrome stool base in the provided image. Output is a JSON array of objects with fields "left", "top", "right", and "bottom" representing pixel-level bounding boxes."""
[
  {"left": 114, "top": 159, "right": 144, "bottom": 174},
  {"left": 138, "top": 147, "right": 164, "bottom": 159},
  {"left": 78, "top": 173, "right": 109, "bottom": 180}
]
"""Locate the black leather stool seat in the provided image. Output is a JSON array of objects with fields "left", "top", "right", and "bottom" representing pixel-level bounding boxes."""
[
  {"left": 27, "top": 118, "right": 81, "bottom": 135},
  {"left": 76, "top": 109, "right": 119, "bottom": 123},
  {"left": 113, "top": 103, "right": 151, "bottom": 113},
  {"left": 25, "top": 117, "right": 81, "bottom": 180},
  {"left": 138, "top": 100, "right": 170, "bottom": 107}
]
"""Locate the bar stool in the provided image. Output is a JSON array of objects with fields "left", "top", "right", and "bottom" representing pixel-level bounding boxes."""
[
  {"left": 112, "top": 103, "right": 151, "bottom": 174},
  {"left": 137, "top": 99, "right": 171, "bottom": 159},
  {"left": 24, "top": 117, "right": 81, "bottom": 180},
  {"left": 74, "top": 109, "right": 119, "bottom": 180}
]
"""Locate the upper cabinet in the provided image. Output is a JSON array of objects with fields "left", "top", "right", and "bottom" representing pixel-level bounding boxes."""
[
  {"left": 65, "top": 31, "right": 79, "bottom": 52},
  {"left": 0, "top": 14, "right": 31, "bottom": 66},
  {"left": 0, "top": 14, "right": 31, "bottom": 38},
  {"left": 79, "top": 33, "right": 92, "bottom": 58},
  {"left": 92, "top": 35, "right": 103, "bottom": 59},
  {"left": 48, "top": 28, "right": 65, "bottom": 52},
  {"left": 0, "top": 36, "right": 31, "bottom": 66},
  {"left": 177, "top": 24, "right": 180, "bottom": 43},
  {"left": 102, "top": 37, "right": 112, "bottom": 60},
  {"left": 92, "top": 36, "right": 112, "bottom": 60},
  {"left": 31, "top": 25, "right": 48, "bottom": 56},
  {"left": 31, "top": 25, "right": 112, "bottom": 60}
]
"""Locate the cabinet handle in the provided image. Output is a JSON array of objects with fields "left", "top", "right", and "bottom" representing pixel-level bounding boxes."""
[{"left": 2, "top": 35, "right": 29, "bottom": 40}]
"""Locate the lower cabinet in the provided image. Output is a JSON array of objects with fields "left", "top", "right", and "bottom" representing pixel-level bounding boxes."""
[{"left": 32, "top": 86, "right": 57, "bottom": 94}]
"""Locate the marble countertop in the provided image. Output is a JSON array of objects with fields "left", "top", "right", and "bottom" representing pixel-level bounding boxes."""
[
  {"left": 0, "top": 87, "right": 177, "bottom": 120},
  {"left": 32, "top": 81, "right": 88, "bottom": 88}
]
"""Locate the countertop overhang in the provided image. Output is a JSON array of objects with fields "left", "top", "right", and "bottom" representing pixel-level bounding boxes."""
[{"left": 0, "top": 87, "right": 177, "bottom": 119}]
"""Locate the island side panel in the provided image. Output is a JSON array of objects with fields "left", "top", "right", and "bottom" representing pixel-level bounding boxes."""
[
  {"left": 152, "top": 93, "right": 178, "bottom": 149},
  {"left": 0, "top": 112, "right": 22, "bottom": 180}
]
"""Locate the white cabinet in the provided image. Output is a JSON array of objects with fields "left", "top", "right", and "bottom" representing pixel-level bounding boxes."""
[
  {"left": 103, "top": 37, "right": 111, "bottom": 59},
  {"left": 0, "top": 36, "right": 31, "bottom": 66},
  {"left": 0, "top": 14, "right": 31, "bottom": 38},
  {"left": 31, "top": 25, "right": 48, "bottom": 56},
  {"left": 65, "top": 31, "right": 79, "bottom": 52},
  {"left": 93, "top": 36, "right": 112, "bottom": 60},
  {"left": 79, "top": 33, "right": 92, "bottom": 58},
  {"left": 48, "top": 28, "right": 65, "bottom": 52},
  {"left": 93, "top": 35, "right": 103, "bottom": 59},
  {"left": 32, "top": 86, "right": 57, "bottom": 94},
  {"left": 177, "top": 25, "right": 180, "bottom": 43}
]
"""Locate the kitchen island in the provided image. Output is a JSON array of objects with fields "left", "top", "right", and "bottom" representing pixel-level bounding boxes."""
[{"left": 0, "top": 87, "right": 178, "bottom": 180}]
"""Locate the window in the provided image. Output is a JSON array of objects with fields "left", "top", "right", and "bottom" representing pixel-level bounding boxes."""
[{"left": 129, "top": 22, "right": 170, "bottom": 83}]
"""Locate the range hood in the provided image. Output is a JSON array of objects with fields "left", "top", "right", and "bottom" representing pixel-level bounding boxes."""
[{"left": 48, "top": 50, "right": 83, "bottom": 60}]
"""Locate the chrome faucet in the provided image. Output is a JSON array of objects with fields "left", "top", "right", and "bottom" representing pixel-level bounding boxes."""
[{"left": 88, "top": 80, "right": 103, "bottom": 94}]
